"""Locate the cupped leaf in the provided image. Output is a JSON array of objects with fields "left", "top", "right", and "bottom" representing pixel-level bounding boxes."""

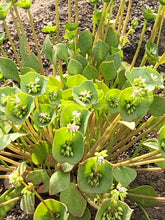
[
  {"left": 20, "top": 72, "right": 48, "bottom": 97},
  {"left": 68, "top": 208, "right": 91, "bottom": 220},
  {"left": 47, "top": 76, "right": 63, "bottom": 89},
  {"left": 53, "top": 43, "right": 68, "bottom": 64},
  {"left": 148, "top": 96, "right": 165, "bottom": 117},
  {"left": 61, "top": 162, "right": 75, "bottom": 172},
  {"left": 52, "top": 127, "right": 84, "bottom": 165},
  {"left": 46, "top": 85, "right": 62, "bottom": 105},
  {"left": 49, "top": 170, "right": 70, "bottom": 195},
  {"left": 82, "top": 64, "right": 99, "bottom": 80},
  {"left": 32, "top": 141, "right": 51, "bottom": 165},
  {"left": 26, "top": 170, "right": 50, "bottom": 193},
  {"left": 125, "top": 67, "right": 155, "bottom": 91},
  {"left": 15, "top": 0, "right": 33, "bottom": 10},
  {"left": 33, "top": 199, "right": 68, "bottom": 220},
  {"left": 43, "top": 35, "right": 53, "bottom": 61},
  {"left": 145, "top": 40, "right": 159, "bottom": 65},
  {"left": 0, "top": 86, "right": 19, "bottom": 107},
  {"left": 158, "top": 126, "right": 165, "bottom": 158},
  {"left": 0, "top": 57, "right": 20, "bottom": 82},
  {"left": 95, "top": 199, "right": 133, "bottom": 220},
  {"left": 64, "top": 22, "right": 79, "bottom": 31},
  {"left": 68, "top": 59, "right": 83, "bottom": 75},
  {"left": 105, "top": 89, "right": 121, "bottom": 113},
  {"left": 66, "top": 74, "right": 87, "bottom": 88},
  {"left": 0, "top": 3, "right": 11, "bottom": 20},
  {"left": 113, "top": 166, "right": 137, "bottom": 187},
  {"left": 128, "top": 185, "right": 157, "bottom": 207},
  {"left": 5, "top": 92, "right": 35, "bottom": 125},
  {"left": 100, "top": 60, "right": 117, "bottom": 81},
  {"left": 118, "top": 87, "right": 153, "bottom": 121},
  {"left": 72, "top": 80, "right": 98, "bottom": 106},
  {"left": 60, "top": 103, "right": 91, "bottom": 135},
  {"left": 141, "top": 5, "right": 157, "bottom": 20},
  {"left": 42, "top": 23, "right": 57, "bottom": 34},
  {"left": 33, "top": 104, "right": 56, "bottom": 127},
  {"left": 145, "top": 66, "right": 164, "bottom": 88},
  {"left": 106, "top": 51, "right": 121, "bottom": 70},
  {"left": 75, "top": 54, "right": 88, "bottom": 69},
  {"left": 92, "top": 40, "right": 109, "bottom": 65},
  {"left": 0, "top": 133, "right": 27, "bottom": 151},
  {"left": 78, "top": 29, "right": 93, "bottom": 56},
  {"left": 77, "top": 157, "right": 113, "bottom": 194},
  {"left": 60, "top": 182, "right": 86, "bottom": 217}
]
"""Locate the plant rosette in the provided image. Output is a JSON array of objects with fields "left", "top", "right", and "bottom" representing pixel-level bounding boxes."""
[
  {"left": 5, "top": 92, "right": 35, "bottom": 125},
  {"left": 33, "top": 104, "right": 56, "bottom": 127},
  {"left": 60, "top": 103, "right": 91, "bottom": 135},
  {"left": 72, "top": 80, "right": 98, "bottom": 107},
  {"left": 20, "top": 71, "right": 48, "bottom": 97},
  {"left": 77, "top": 157, "right": 113, "bottom": 194},
  {"left": 52, "top": 127, "right": 84, "bottom": 165},
  {"left": 105, "top": 89, "right": 121, "bottom": 113},
  {"left": 46, "top": 85, "right": 62, "bottom": 105},
  {"left": 0, "top": 86, "right": 19, "bottom": 107}
]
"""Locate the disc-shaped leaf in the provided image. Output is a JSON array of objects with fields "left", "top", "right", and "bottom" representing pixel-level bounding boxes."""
[
  {"left": 106, "top": 52, "right": 121, "bottom": 70},
  {"left": 0, "top": 86, "right": 19, "bottom": 107},
  {"left": 49, "top": 170, "right": 70, "bottom": 195},
  {"left": 32, "top": 141, "right": 51, "bottom": 165},
  {"left": 23, "top": 53, "right": 41, "bottom": 72},
  {"left": 78, "top": 30, "right": 93, "bottom": 56},
  {"left": 72, "top": 80, "right": 98, "bottom": 106},
  {"left": 118, "top": 87, "right": 153, "bottom": 122},
  {"left": 0, "top": 57, "right": 20, "bottom": 82},
  {"left": 52, "top": 127, "right": 84, "bottom": 165},
  {"left": 68, "top": 59, "right": 83, "bottom": 75},
  {"left": 75, "top": 54, "right": 88, "bottom": 69},
  {"left": 20, "top": 72, "right": 48, "bottom": 97},
  {"left": 60, "top": 182, "right": 86, "bottom": 217},
  {"left": 26, "top": 170, "right": 50, "bottom": 193},
  {"left": 66, "top": 74, "right": 87, "bottom": 88},
  {"left": 33, "top": 104, "right": 56, "bottom": 127},
  {"left": 92, "top": 40, "right": 109, "bottom": 65},
  {"left": 77, "top": 157, "right": 113, "bottom": 193},
  {"left": 105, "top": 89, "right": 121, "bottom": 113},
  {"left": 33, "top": 199, "right": 68, "bottom": 220},
  {"left": 5, "top": 92, "right": 35, "bottom": 125},
  {"left": 53, "top": 43, "right": 68, "bottom": 64},
  {"left": 100, "top": 61, "right": 117, "bottom": 81},
  {"left": 105, "top": 26, "right": 120, "bottom": 48},
  {"left": 60, "top": 103, "right": 91, "bottom": 135},
  {"left": 125, "top": 67, "right": 155, "bottom": 91},
  {"left": 82, "top": 64, "right": 99, "bottom": 80},
  {"left": 47, "top": 76, "right": 62, "bottom": 89},
  {"left": 148, "top": 96, "right": 165, "bottom": 117},
  {"left": 113, "top": 166, "right": 137, "bottom": 186},
  {"left": 128, "top": 185, "right": 157, "bottom": 207},
  {"left": 68, "top": 208, "right": 91, "bottom": 220},
  {"left": 43, "top": 35, "right": 53, "bottom": 61},
  {"left": 95, "top": 199, "right": 133, "bottom": 220},
  {"left": 46, "top": 85, "right": 62, "bottom": 105}
]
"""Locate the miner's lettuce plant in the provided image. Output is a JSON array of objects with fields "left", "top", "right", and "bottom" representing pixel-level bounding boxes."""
[{"left": 0, "top": 0, "right": 165, "bottom": 219}]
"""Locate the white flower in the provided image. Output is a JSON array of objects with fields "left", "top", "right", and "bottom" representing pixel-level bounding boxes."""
[{"left": 35, "top": 77, "right": 40, "bottom": 82}]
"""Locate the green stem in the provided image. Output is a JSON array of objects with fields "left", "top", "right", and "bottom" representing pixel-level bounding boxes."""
[
  {"left": 139, "top": 204, "right": 151, "bottom": 220},
  {"left": 0, "top": 197, "right": 21, "bottom": 207},
  {"left": 10, "top": 7, "right": 22, "bottom": 39},
  {"left": 55, "top": 0, "right": 60, "bottom": 43},
  {"left": 104, "top": 0, "right": 115, "bottom": 40},
  {"left": 157, "top": 6, "right": 165, "bottom": 45},
  {"left": 113, "top": 0, "right": 124, "bottom": 30},
  {"left": 68, "top": 0, "right": 72, "bottom": 23},
  {"left": 27, "top": 9, "right": 44, "bottom": 75},
  {"left": 117, "top": 0, "right": 125, "bottom": 34},
  {"left": 75, "top": 0, "right": 79, "bottom": 24},
  {"left": 0, "top": 46, "right": 7, "bottom": 57},
  {"left": 130, "top": 19, "right": 147, "bottom": 70},
  {"left": 128, "top": 157, "right": 165, "bottom": 167},
  {"left": 52, "top": 33, "right": 55, "bottom": 45},
  {"left": 121, "top": 0, "right": 133, "bottom": 36},
  {"left": 3, "top": 20, "right": 22, "bottom": 67},
  {"left": 128, "top": 192, "right": 165, "bottom": 201}
]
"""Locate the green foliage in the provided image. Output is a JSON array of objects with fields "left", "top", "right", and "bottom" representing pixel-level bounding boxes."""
[{"left": 0, "top": 0, "right": 165, "bottom": 219}]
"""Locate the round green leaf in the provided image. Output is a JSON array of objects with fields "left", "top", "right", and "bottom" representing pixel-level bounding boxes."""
[
  {"left": 75, "top": 54, "right": 88, "bottom": 69},
  {"left": 46, "top": 85, "right": 62, "bottom": 105},
  {"left": 128, "top": 185, "right": 157, "bottom": 207},
  {"left": 26, "top": 170, "right": 50, "bottom": 193},
  {"left": 118, "top": 87, "right": 153, "bottom": 121},
  {"left": 95, "top": 199, "right": 133, "bottom": 220},
  {"left": 0, "top": 86, "right": 19, "bottom": 107},
  {"left": 33, "top": 199, "right": 68, "bottom": 220},
  {"left": 49, "top": 170, "right": 70, "bottom": 195},
  {"left": 52, "top": 127, "right": 84, "bottom": 165},
  {"left": 53, "top": 43, "right": 68, "bottom": 64},
  {"left": 68, "top": 208, "right": 91, "bottom": 220},
  {"left": 105, "top": 89, "right": 121, "bottom": 113},
  {"left": 72, "top": 80, "right": 98, "bottom": 106},
  {"left": 92, "top": 40, "right": 109, "bottom": 65},
  {"left": 20, "top": 72, "right": 48, "bottom": 97},
  {"left": 60, "top": 182, "right": 86, "bottom": 217},
  {"left": 47, "top": 76, "right": 62, "bottom": 89},
  {"left": 77, "top": 157, "right": 113, "bottom": 194},
  {"left": 78, "top": 30, "right": 93, "bottom": 56},
  {"left": 5, "top": 92, "right": 35, "bottom": 125},
  {"left": 68, "top": 59, "right": 83, "bottom": 75},
  {"left": 66, "top": 74, "right": 87, "bottom": 88},
  {"left": 100, "top": 61, "right": 117, "bottom": 81},
  {"left": 82, "top": 64, "right": 98, "bottom": 80},
  {"left": 148, "top": 96, "right": 165, "bottom": 117},
  {"left": 33, "top": 104, "right": 56, "bottom": 127},
  {"left": 113, "top": 166, "right": 137, "bottom": 187},
  {"left": 60, "top": 103, "right": 91, "bottom": 135}
]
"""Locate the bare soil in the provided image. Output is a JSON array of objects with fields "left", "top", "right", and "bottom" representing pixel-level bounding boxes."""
[{"left": 0, "top": 0, "right": 165, "bottom": 219}]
